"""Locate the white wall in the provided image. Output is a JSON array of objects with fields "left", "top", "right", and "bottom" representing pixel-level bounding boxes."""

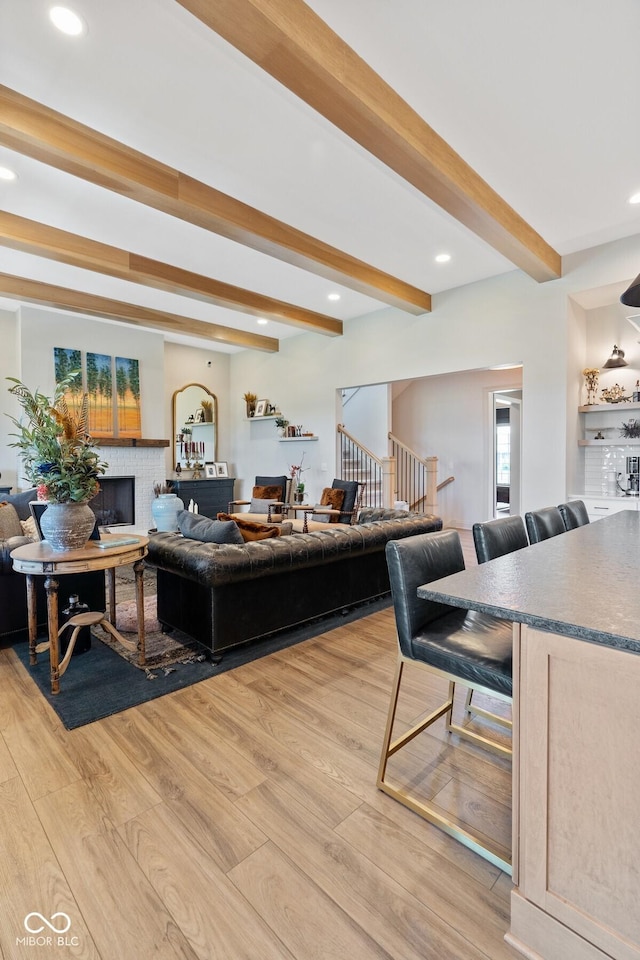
[
  {"left": 0, "top": 307, "right": 20, "bottom": 490},
  {"left": 391, "top": 368, "right": 522, "bottom": 527},
  {"left": 228, "top": 232, "right": 640, "bottom": 518},
  {"left": 2, "top": 306, "right": 166, "bottom": 490},
  {"left": 163, "top": 342, "right": 231, "bottom": 479}
]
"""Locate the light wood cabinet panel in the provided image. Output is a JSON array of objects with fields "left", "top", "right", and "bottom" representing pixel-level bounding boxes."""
[{"left": 509, "top": 625, "right": 640, "bottom": 960}]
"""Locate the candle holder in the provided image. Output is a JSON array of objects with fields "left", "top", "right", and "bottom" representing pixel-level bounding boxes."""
[{"left": 192, "top": 459, "right": 203, "bottom": 479}]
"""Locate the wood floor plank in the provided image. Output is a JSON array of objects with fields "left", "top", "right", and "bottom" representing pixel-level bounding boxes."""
[
  {"left": 138, "top": 696, "right": 267, "bottom": 802},
  {"left": 33, "top": 778, "right": 199, "bottom": 960},
  {"left": 235, "top": 780, "right": 505, "bottom": 960},
  {"left": 429, "top": 778, "right": 512, "bottom": 857},
  {"left": 0, "top": 594, "right": 514, "bottom": 959},
  {"left": 229, "top": 840, "right": 393, "bottom": 960},
  {"left": 174, "top": 682, "right": 363, "bottom": 827},
  {"left": 119, "top": 804, "right": 296, "bottom": 960},
  {"left": 336, "top": 802, "right": 518, "bottom": 960},
  {"left": 0, "top": 732, "right": 18, "bottom": 784},
  {"left": 0, "top": 776, "right": 100, "bottom": 959},
  {"left": 101, "top": 708, "right": 268, "bottom": 872},
  {"left": 65, "top": 722, "right": 163, "bottom": 827},
  {"left": 0, "top": 652, "right": 81, "bottom": 801}
]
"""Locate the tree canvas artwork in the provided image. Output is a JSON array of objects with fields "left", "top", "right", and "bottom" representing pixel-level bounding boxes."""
[
  {"left": 53, "top": 347, "right": 84, "bottom": 418},
  {"left": 85, "top": 352, "right": 114, "bottom": 437},
  {"left": 53, "top": 349, "right": 141, "bottom": 438},
  {"left": 115, "top": 356, "right": 141, "bottom": 438}
]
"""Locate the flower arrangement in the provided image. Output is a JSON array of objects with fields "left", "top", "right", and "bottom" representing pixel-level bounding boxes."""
[
  {"left": 289, "top": 452, "right": 307, "bottom": 497},
  {"left": 243, "top": 391, "right": 257, "bottom": 417},
  {"left": 7, "top": 374, "right": 107, "bottom": 503},
  {"left": 582, "top": 367, "right": 599, "bottom": 405}
]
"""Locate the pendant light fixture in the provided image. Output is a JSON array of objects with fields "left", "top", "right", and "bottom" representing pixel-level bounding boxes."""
[
  {"left": 621, "top": 273, "right": 640, "bottom": 307},
  {"left": 603, "top": 344, "right": 628, "bottom": 368}
]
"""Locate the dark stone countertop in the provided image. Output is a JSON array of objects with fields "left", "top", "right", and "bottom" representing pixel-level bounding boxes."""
[{"left": 417, "top": 510, "right": 640, "bottom": 654}]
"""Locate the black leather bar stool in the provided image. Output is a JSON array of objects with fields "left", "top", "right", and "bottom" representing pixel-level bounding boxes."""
[
  {"left": 472, "top": 514, "right": 528, "bottom": 564},
  {"left": 378, "top": 530, "right": 513, "bottom": 873},
  {"left": 468, "top": 515, "right": 528, "bottom": 725},
  {"left": 558, "top": 500, "right": 590, "bottom": 530},
  {"left": 524, "top": 505, "right": 566, "bottom": 543}
]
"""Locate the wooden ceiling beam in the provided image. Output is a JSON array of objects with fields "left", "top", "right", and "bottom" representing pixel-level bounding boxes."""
[
  {"left": 0, "top": 210, "right": 342, "bottom": 336},
  {"left": 0, "top": 273, "right": 279, "bottom": 352},
  {"left": 176, "top": 0, "right": 562, "bottom": 283},
  {"left": 0, "top": 85, "right": 431, "bottom": 315}
]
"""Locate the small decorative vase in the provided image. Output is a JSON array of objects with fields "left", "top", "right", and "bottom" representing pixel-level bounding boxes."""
[
  {"left": 246, "top": 402, "right": 256, "bottom": 418},
  {"left": 40, "top": 501, "right": 97, "bottom": 552},
  {"left": 151, "top": 493, "right": 184, "bottom": 532},
  {"left": 277, "top": 427, "right": 285, "bottom": 437}
]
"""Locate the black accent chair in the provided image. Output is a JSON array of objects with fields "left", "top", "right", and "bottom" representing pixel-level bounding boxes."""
[
  {"left": 472, "top": 515, "right": 529, "bottom": 564},
  {"left": 329, "top": 479, "right": 366, "bottom": 524},
  {"left": 228, "top": 474, "right": 289, "bottom": 516},
  {"left": 378, "top": 530, "right": 513, "bottom": 873},
  {"left": 524, "top": 506, "right": 566, "bottom": 543},
  {"left": 558, "top": 500, "right": 590, "bottom": 530}
]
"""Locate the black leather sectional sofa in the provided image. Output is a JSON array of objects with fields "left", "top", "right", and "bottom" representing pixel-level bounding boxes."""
[{"left": 147, "top": 507, "right": 442, "bottom": 655}]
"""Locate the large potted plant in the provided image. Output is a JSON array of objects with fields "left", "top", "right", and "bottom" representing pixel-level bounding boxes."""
[{"left": 7, "top": 374, "right": 107, "bottom": 551}]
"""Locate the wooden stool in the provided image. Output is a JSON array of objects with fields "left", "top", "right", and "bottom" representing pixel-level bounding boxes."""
[{"left": 35, "top": 611, "right": 142, "bottom": 678}]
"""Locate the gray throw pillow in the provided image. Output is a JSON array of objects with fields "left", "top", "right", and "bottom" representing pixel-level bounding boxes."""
[
  {"left": 310, "top": 504, "right": 331, "bottom": 522},
  {"left": 177, "top": 510, "right": 244, "bottom": 544},
  {"left": 249, "top": 497, "right": 281, "bottom": 514}
]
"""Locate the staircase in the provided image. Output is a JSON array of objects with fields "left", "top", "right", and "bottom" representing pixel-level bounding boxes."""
[{"left": 337, "top": 426, "right": 450, "bottom": 514}]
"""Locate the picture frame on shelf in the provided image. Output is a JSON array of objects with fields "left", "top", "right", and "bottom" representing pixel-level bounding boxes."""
[
  {"left": 194, "top": 408, "right": 205, "bottom": 423},
  {"left": 254, "top": 399, "right": 268, "bottom": 417},
  {"left": 204, "top": 463, "right": 216, "bottom": 479},
  {"left": 214, "top": 461, "right": 229, "bottom": 477}
]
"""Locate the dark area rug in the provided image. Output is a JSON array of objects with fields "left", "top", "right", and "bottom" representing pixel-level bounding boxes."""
[{"left": 12, "top": 595, "right": 391, "bottom": 730}]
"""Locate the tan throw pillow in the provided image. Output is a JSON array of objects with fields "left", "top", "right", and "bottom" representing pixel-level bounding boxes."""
[
  {"left": 320, "top": 487, "right": 345, "bottom": 521},
  {"left": 252, "top": 484, "right": 283, "bottom": 500},
  {"left": 217, "top": 512, "right": 280, "bottom": 541},
  {"left": 0, "top": 502, "right": 24, "bottom": 538},
  {"left": 20, "top": 515, "right": 39, "bottom": 539}
]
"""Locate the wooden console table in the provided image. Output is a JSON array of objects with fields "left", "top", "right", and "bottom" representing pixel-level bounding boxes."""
[{"left": 11, "top": 534, "right": 148, "bottom": 694}]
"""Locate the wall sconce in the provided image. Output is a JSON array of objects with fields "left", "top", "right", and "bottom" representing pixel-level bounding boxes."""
[{"left": 603, "top": 344, "right": 628, "bottom": 368}]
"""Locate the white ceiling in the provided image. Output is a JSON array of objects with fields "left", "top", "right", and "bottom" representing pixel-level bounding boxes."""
[{"left": 1, "top": 0, "right": 640, "bottom": 353}]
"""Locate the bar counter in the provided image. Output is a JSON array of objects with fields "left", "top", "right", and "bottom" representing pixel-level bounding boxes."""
[
  {"left": 417, "top": 511, "right": 640, "bottom": 960},
  {"left": 418, "top": 509, "right": 640, "bottom": 652}
]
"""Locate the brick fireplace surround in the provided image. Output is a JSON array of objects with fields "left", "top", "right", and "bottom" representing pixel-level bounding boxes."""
[{"left": 99, "top": 441, "right": 168, "bottom": 534}]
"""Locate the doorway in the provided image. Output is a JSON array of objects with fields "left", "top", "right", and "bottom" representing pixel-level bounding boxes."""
[{"left": 491, "top": 391, "right": 522, "bottom": 518}]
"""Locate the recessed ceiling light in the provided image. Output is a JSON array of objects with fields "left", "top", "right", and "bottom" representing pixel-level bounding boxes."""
[
  {"left": 629, "top": 192, "right": 640, "bottom": 205},
  {"left": 256, "top": 318, "right": 268, "bottom": 325},
  {"left": 327, "top": 292, "right": 341, "bottom": 301},
  {"left": 49, "top": 6, "right": 85, "bottom": 36},
  {"left": 0, "top": 166, "right": 17, "bottom": 181},
  {"left": 435, "top": 253, "right": 451, "bottom": 263}
]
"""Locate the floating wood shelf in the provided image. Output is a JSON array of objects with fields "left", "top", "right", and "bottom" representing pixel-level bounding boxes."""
[{"left": 97, "top": 438, "right": 170, "bottom": 447}]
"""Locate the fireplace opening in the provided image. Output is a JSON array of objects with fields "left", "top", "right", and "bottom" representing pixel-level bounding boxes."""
[{"left": 92, "top": 476, "right": 135, "bottom": 526}]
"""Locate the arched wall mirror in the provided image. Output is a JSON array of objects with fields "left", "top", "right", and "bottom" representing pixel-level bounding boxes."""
[{"left": 173, "top": 383, "right": 217, "bottom": 468}]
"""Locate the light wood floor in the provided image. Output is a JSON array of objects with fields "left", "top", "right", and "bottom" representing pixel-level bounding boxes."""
[{"left": 0, "top": 529, "right": 519, "bottom": 960}]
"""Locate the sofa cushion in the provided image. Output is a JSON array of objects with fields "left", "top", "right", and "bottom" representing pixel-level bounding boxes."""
[
  {"left": 320, "top": 487, "right": 345, "bottom": 521},
  {"left": 217, "top": 512, "right": 280, "bottom": 541},
  {"left": 252, "top": 484, "right": 282, "bottom": 500},
  {"left": 0, "top": 502, "right": 23, "bottom": 539},
  {"left": 177, "top": 510, "right": 244, "bottom": 544}
]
